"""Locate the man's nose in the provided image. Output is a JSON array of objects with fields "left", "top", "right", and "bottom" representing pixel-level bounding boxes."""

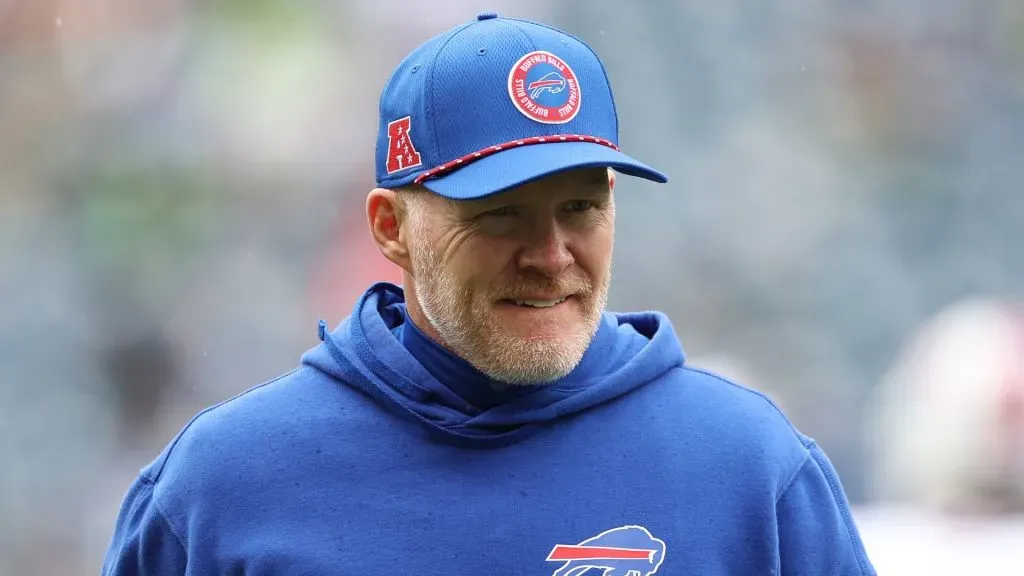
[{"left": 516, "top": 219, "right": 574, "bottom": 277}]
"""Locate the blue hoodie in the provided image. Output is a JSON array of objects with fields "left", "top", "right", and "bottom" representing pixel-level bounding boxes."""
[{"left": 103, "top": 282, "right": 875, "bottom": 575}]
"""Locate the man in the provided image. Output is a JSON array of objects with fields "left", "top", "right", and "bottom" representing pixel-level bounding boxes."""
[{"left": 103, "top": 13, "right": 875, "bottom": 575}]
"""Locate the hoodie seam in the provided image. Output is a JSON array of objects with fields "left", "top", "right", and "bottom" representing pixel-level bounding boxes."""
[
  {"left": 805, "top": 442, "right": 874, "bottom": 575},
  {"left": 148, "top": 478, "right": 189, "bottom": 557},
  {"left": 126, "top": 475, "right": 188, "bottom": 560}
]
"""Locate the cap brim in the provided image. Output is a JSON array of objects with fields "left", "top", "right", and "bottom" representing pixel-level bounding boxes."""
[{"left": 419, "top": 141, "right": 668, "bottom": 200}]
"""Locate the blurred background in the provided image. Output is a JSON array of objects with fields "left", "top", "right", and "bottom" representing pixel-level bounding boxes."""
[{"left": 1, "top": 0, "right": 1023, "bottom": 573}]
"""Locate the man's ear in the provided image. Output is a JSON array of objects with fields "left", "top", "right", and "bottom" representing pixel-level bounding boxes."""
[
  {"left": 367, "top": 188, "right": 412, "bottom": 273},
  {"left": 607, "top": 168, "right": 617, "bottom": 191}
]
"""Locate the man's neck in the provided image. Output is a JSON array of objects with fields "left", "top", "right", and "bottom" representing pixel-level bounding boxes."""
[
  {"left": 400, "top": 280, "right": 456, "bottom": 354},
  {"left": 395, "top": 307, "right": 529, "bottom": 409}
]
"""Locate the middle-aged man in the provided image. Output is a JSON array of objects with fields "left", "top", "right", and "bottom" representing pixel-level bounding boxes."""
[{"left": 102, "top": 13, "right": 876, "bottom": 575}]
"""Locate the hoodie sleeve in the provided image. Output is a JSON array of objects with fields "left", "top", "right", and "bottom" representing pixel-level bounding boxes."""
[
  {"left": 102, "top": 475, "right": 187, "bottom": 576},
  {"left": 776, "top": 441, "right": 876, "bottom": 576}
]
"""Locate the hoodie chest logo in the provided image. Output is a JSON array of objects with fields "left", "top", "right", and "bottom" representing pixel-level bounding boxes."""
[{"left": 545, "top": 525, "right": 666, "bottom": 576}]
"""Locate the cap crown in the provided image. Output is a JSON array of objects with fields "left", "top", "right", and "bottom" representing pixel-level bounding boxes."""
[{"left": 375, "top": 14, "right": 621, "bottom": 188}]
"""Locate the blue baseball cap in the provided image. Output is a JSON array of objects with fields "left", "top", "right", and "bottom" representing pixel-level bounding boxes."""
[{"left": 374, "top": 12, "right": 668, "bottom": 200}]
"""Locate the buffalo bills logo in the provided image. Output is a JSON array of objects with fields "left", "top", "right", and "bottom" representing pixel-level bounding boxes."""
[
  {"left": 546, "top": 525, "right": 667, "bottom": 576},
  {"left": 528, "top": 72, "right": 567, "bottom": 99},
  {"left": 508, "top": 51, "right": 581, "bottom": 124}
]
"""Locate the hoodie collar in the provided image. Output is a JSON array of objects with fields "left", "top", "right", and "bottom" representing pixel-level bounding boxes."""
[{"left": 304, "top": 283, "right": 686, "bottom": 448}]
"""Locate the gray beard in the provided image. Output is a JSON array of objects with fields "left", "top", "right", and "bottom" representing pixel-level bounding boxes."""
[{"left": 410, "top": 242, "right": 608, "bottom": 385}]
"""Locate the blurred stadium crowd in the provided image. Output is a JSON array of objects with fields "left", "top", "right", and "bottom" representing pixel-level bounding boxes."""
[{"left": 1, "top": 0, "right": 1023, "bottom": 573}]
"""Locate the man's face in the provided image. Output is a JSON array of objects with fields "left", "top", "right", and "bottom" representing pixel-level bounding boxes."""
[{"left": 403, "top": 167, "right": 615, "bottom": 385}]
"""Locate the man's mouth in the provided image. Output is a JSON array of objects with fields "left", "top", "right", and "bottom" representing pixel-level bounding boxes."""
[
  {"left": 501, "top": 296, "right": 572, "bottom": 308},
  {"left": 513, "top": 297, "right": 568, "bottom": 308}
]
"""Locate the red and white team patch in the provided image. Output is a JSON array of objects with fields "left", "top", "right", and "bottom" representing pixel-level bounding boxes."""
[
  {"left": 507, "top": 51, "right": 581, "bottom": 124},
  {"left": 546, "top": 525, "right": 666, "bottom": 576},
  {"left": 385, "top": 116, "right": 423, "bottom": 174}
]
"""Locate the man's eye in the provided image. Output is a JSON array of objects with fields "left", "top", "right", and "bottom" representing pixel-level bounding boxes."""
[
  {"left": 565, "top": 200, "right": 595, "bottom": 212},
  {"left": 482, "top": 206, "right": 515, "bottom": 217}
]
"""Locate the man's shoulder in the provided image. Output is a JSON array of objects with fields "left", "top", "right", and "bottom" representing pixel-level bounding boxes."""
[
  {"left": 138, "top": 366, "right": 369, "bottom": 491},
  {"left": 649, "top": 364, "right": 812, "bottom": 481},
  {"left": 677, "top": 364, "right": 796, "bottom": 424}
]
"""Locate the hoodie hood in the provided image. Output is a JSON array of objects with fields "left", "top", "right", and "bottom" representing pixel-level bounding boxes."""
[{"left": 301, "top": 282, "right": 686, "bottom": 448}]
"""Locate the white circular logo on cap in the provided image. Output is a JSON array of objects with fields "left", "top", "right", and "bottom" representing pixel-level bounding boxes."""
[{"left": 507, "top": 51, "right": 581, "bottom": 124}]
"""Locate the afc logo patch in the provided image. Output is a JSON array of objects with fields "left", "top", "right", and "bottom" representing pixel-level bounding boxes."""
[
  {"left": 508, "top": 50, "right": 581, "bottom": 124},
  {"left": 545, "top": 525, "right": 666, "bottom": 576},
  {"left": 385, "top": 116, "right": 423, "bottom": 174}
]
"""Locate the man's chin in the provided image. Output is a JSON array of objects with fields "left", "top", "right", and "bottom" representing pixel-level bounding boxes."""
[
  {"left": 472, "top": 327, "right": 592, "bottom": 384},
  {"left": 480, "top": 352, "right": 583, "bottom": 386}
]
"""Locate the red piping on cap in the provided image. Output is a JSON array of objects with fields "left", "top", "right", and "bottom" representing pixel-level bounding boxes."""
[{"left": 413, "top": 134, "right": 618, "bottom": 184}]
